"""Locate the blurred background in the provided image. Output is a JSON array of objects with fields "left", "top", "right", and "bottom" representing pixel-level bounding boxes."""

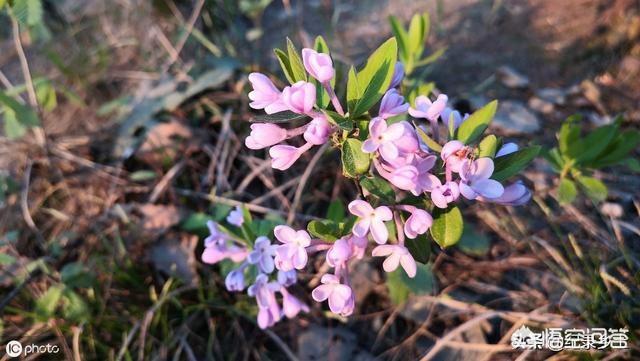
[{"left": 0, "top": 0, "right": 638, "bottom": 360}]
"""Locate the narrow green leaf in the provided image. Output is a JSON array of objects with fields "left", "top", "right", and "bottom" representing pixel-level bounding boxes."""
[
  {"left": 2, "top": 106, "right": 27, "bottom": 139},
  {"left": 456, "top": 100, "right": 498, "bottom": 144},
  {"left": 313, "top": 36, "right": 331, "bottom": 107},
  {"left": 477, "top": 135, "right": 498, "bottom": 158},
  {"left": 323, "top": 109, "right": 353, "bottom": 131},
  {"left": 405, "top": 233, "right": 431, "bottom": 264},
  {"left": 253, "top": 110, "right": 309, "bottom": 123},
  {"left": 574, "top": 123, "right": 619, "bottom": 163},
  {"left": 558, "top": 177, "right": 577, "bottom": 204},
  {"left": 62, "top": 289, "right": 89, "bottom": 322},
  {"left": 408, "top": 13, "right": 426, "bottom": 55},
  {"left": 0, "top": 91, "right": 40, "bottom": 138},
  {"left": 389, "top": 15, "right": 410, "bottom": 64},
  {"left": 588, "top": 130, "right": 640, "bottom": 168},
  {"left": 0, "top": 254, "right": 16, "bottom": 266},
  {"left": 415, "top": 124, "right": 443, "bottom": 152},
  {"left": 129, "top": 170, "right": 157, "bottom": 182},
  {"left": 430, "top": 206, "right": 463, "bottom": 248},
  {"left": 360, "top": 176, "right": 395, "bottom": 203},
  {"left": 543, "top": 147, "right": 565, "bottom": 173},
  {"left": 313, "top": 35, "right": 330, "bottom": 53},
  {"left": 558, "top": 115, "right": 582, "bottom": 158},
  {"left": 13, "top": 0, "right": 44, "bottom": 26},
  {"left": 326, "top": 200, "right": 345, "bottom": 222},
  {"left": 35, "top": 284, "right": 64, "bottom": 321},
  {"left": 286, "top": 38, "right": 307, "bottom": 82},
  {"left": 273, "top": 48, "right": 295, "bottom": 84},
  {"left": 492, "top": 145, "right": 541, "bottom": 182},
  {"left": 346, "top": 66, "right": 360, "bottom": 115},
  {"left": 352, "top": 38, "right": 397, "bottom": 117},
  {"left": 576, "top": 176, "right": 607, "bottom": 202},
  {"left": 341, "top": 138, "right": 370, "bottom": 177}
]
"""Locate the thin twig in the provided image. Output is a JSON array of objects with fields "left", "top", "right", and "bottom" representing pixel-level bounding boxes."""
[{"left": 287, "top": 143, "right": 329, "bottom": 224}]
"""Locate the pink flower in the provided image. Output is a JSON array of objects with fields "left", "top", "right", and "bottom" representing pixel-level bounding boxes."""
[
  {"left": 247, "top": 237, "right": 277, "bottom": 273},
  {"left": 248, "top": 73, "right": 288, "bottom": 114},
  {"left": 277, "top": 269, "right": 297, "bottom": 287},
  {"left": 201, "top": 221, "right": 247, "bottom": 264},
  {"left": 403, "top": 207, "right": 433, "bottom": 239},
  {"left": 326, "top": 238, "right": 352, "bottom": 267},
  {"left": 225, "top": 267, "right": 245, "bottom": 291},
  {"left": 348, "top": 200, "right": 393, "bottom": 244},
  {"left": 269, "top": 143, "right": 312, "bottom": 170},
  {"left": 441, "top": 107, "right": 468, "bottom": 130},
  {"left": 412, "top": 155, "right": 439, "bottom": 195},
  {"left": 371, "top": 244, "right": 417, "bottom": 278},
  {"left": 281, "top": 81, "right": 316, "bottom": 114},
  {"left": 311, "top": 274, "right": 354, "bottom": 315},
  {"left": 280, "top": 287, "right": 310, "bottom": 318},
  {"left": 302, "top": 48, "right": 334, "bottom": 83},
  {"left": 387, "top": 165, "right": 419, "bottom": 191},
  {"left": 361, "top": 117, "right": 405, "bottom": 161},
  {"left": 204, "top": 221, "right": 227, "bottom": 247},
  {"left": 379, "top": 89, "right": 409, "bottom": 119},
  {"left": 245, "top": 123, "right": 287, "bottom": 150},
  {"left": 408, "top": 94, "right": 448, "bottom": 121},
  {"left": 273, "top": 225, "right": 311, "bottom": 271},
  {"left": 459, "top": 158, "right": 504, "bottom": 200},
  {"left": 226, "top": 206, "right": 244, "bottom": 226},
  {"left": 349, "top": 235, "right": 368, "bottom": 260},
  {"left": 248, "top": 274, "right": 282, "bottom": 328},
  {"left": 303, "top": 115, "right": 332, "bottom": 145},
  {"left": 496, "top": 142, "right": 519, "bottom": 157},
  {"left": 441, "top": 140, "right": 470, "bottom": 173},
  {"left": 478, "top": 181, "right": 531, "bottom": 206},
  {"left": 388, "top": 61, "right": 404, "bottom": 89},
  {"left": 430, "top": 179, "right": 461, "bottom": 209}
]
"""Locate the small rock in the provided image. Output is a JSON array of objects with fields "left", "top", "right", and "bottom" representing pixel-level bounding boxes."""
[
  {"left": 148, "top": 235, "right": 199, "bottom": 285},
  {"left": 528, "top": 97, "right": 554, "bottom": 114},
  {"left": 600, "top": 202, "right": 623, "bottom": 218},
  {"left": 492, "top": 100, "right": 541, "bottom": 134},
  {"left": 496, "top": 66, "right": 530, "bottom": 89},
  {"left": 536, "top": 88, "right": 566, "bottom": 105}
]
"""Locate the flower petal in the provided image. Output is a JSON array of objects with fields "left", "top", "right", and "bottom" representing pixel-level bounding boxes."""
[
  {"left": 400, "top": 254, "right": 417, "bottom": 278},
  {"left": 370, "top": 219, "right": 389, "bottom": 244},
  {"left": 382, "top": 253, "right": 401, "bottom": 272},
  {"left": 348, "top": 200, "right": 374, "bottom": 217},
  {"left": 311, "top": 284, "right": 332, "bottom": 302}
]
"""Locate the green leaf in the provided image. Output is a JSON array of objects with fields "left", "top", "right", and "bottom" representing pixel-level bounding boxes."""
[
  {"left": 326, "top": 200, "right": 345, "bottom": 222},
  {"left": 313, "top": 36, "right": 331, "bottom": 108},
  {"left": 408, "top": 13, "right": 427, "bottom": 56},
  {"left": 286, "top": 38, "right": 307, "bottom": 82},
  {"left": 314, "top": 35, "right": 330, "bottom": 53},
  {"left": 492, "top": 145, "right": 541, "bottom": 182},
  {"left": 129, "top": 170, "right": 157, "bottom": 182},
  {"left": 323, "top": 109, "right": 353, "bottom": 131},
  {"left": 253, "top": 110, "right": 309, "bottom": 123},
  {"left": 430, "top": 206, "right": 463, "bottom": 248},
  {"left": 415, "top": 123, "right": 442, "bottom": 152},
  {"left": 456, "top": 100, "right": 498, "bottom": 144},
  {"left": 624, "top": 157, "right": 640, "bottom": 172},
  {"left": 307, "top": 220, "right": 340, "bottom": 241},
  {"left": 389, "top": 15, "right": 410, "bottom": 64},
  {"left": 405, "top": 233, "right": 431, "bottom": 264},
  {"left": 360, "top": 176, "right": 395, "bottom": 203},
  {"left": 0, "top": 254, "right": 16, "bottom": 266},
  {"left": 61, "top": 262, "right": 94, "bottom": 288},
  {"left": 543, "top": 147, "right": 565, "bottom": 173},
  {"left": 558, "top": 115, "right": 581, "bottom": 158},
  {"left": 386, "top": 268, "right": 410, "bottom": 305},
  {"left": 574, "top": 122, "right": 619, "bottom": 163},
  {"left": 2, "top": 106, "right": 27, "bottom": 139},
  {"left": 35, "top": 284, "right": 64, "bottom": 321},
  {"left": 477, "top": 135, "right": 498, "bottom": 158},
  {"left": 386, "top": 263, "right": 434, "bottom": 305},
  {"left": 346, "top": 66, "right": 360, "bottom": 115},
  {"left": 558, "top": 177, "right": 577, "bottom": 204},
  {"left": 457, "top": 223, "right": 490, "bottom": 256},
  {"left": 341, "top": 138, "right": 371, "bottom": 177},
  {"left": 0, "top": 0, "right": 6, "bottom": 9},
  {"left": 588, "top": 130, "right": 640, "bottom": 168},
  {"left": 576, "top": 176, "right": 607, "bottom": 202},
  {"left": 352, "top": 38, "right": 397, "bottom": 117},
  {"left": 13, "top": 0, "right": 44, "bottom": 26},
  {"left": 35, "top": 80, "right": 57, "bottom": 112},
  {"left": 274, "top": 48, "right": 295, "bottom": 84},
  {"left": 62, "top": 289, "right": 89, "bottom": 322},
  {"left": 0, "top": 91, "right": 40, "bottom": 139},
  {"left": 180, "top": 212, "right": 214, "bottom": 234}
]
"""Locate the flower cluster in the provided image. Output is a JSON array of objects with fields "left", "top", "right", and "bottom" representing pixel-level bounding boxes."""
[
  {"left": 201, "top": 207, "right": 309, "bottom": 329},
  {"left": 202, "top": 36, "right": 537, "bottom": 327}
]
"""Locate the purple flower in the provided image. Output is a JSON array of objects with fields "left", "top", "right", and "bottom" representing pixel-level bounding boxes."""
[
  {"left": 326, "top": 238, "right": 352, "bottom": 267},
  {"left": 388, "top": 61, "right": 404, "bottom": 89},
  {"left": 348, "top": 200, "right": 393, "bottom": 244},
  {"left": 441, "top": 140, "right": 470, "bottom": 173},
  {"left": 412, "top": 155, "right": 439, "bottom": 195},
  {"left": 403, "top": 207, "right": 433, "bottom": 239},
  {"left": 280, "top": 287, "right": 310, "bottom": 318},
  {"left": 311, "top": 274, "right": 354, "bottom": 315},
  {"left": 361, "top": 117, "right": 405, "bottom": 161},
  {"left": 408, "top": 94, "right": 448, "bottom": 122},
  {"left": 349, "top": 234, "right": 368, "bottom": 260},
  {"left": 496, "top": 142, "right": 519, "bottom": 157},
  {"left": 459, "top": 158, "right": 504, "bottom": 200},
  {"left": 201, "top": 221, "right": 247, "bottom": 264},
  {"left": 248, "top": 73, "right": 288, "bottom": 114},
  {"left": 226, "top": 206, "right": 244, "bottom": 227},
  {"left": 379, "top": 89, "right": 409, "bottom": 119},
  {"left": 303, "top": 115, "right": 332, "bottom": 145},
  {"left": 248, "top": 274, "right": 282, "bottom": 328},
  {"left": 225, "top": 267, "right": 245, "bottom": 291},
  {"left": 245, "top": 123, "right": 287, "bottom": 150},
  {"left": 371, "top": 244, "right": 417, "bottom": 278},
  {"left": 440, "top": 107, "right": 468, "bottom": 130},
  {"left": 281, "top": 81, "right": 316, "bottom": 115},
  {"left": 248, "top": 236, "right": 277, "bottom": 273},
  {"left": 277, "top": 269, "right": 297, "bottom": 287},
  {"left": 430, "top": 179, "right": 461, "bottom": 209},
  {"left": 478, "top": 181, "right": 531, "bottom": 205},
  {"left": 302, "top": 48, "right": 334, "bottom": 83},
  {"left": 387, "top": 165, "right": 419, "bottom": 191},
  {"left": 273, "top": 225, "right": 311, "bottom": 271},
  {"left": 269, "top": 142, "right": 312, "bottom": 170}
]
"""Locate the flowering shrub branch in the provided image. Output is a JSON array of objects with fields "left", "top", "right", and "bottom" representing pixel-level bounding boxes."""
[{"left": 201, "top": 16, "right": 541, "bottom": 328}]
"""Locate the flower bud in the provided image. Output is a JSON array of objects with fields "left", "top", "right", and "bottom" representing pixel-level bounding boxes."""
[
  {"left": 303, "top": 115, "right": 332, "bottom": 145},
  {"left": 248, "top": 73, "right": 288, "bottom": 114},
  {"left": 302, "top": 48, "right": 335, "bottom": 83},
  {"left": 245, "top": 123, "right": 288, "bottom": 150},
  {"left": 281, "top": 81, "right": 316, "bottom": 114},
  {"left": 388, "top": 61, "right": 404, "bottom": 89}
]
